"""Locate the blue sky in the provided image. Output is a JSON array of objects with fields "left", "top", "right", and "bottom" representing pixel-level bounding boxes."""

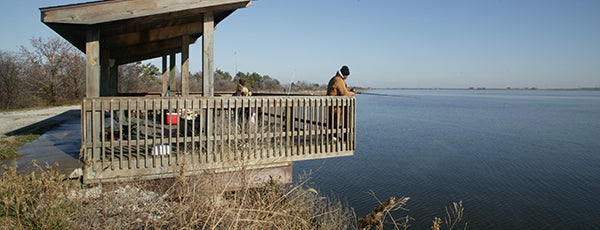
[{"left": 2, "top": 0, "right": 599, "bottom": 88}]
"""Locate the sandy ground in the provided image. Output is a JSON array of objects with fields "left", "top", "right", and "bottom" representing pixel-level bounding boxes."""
[{"left": 0, "top": 105, "right": 80, "bottom": 137}]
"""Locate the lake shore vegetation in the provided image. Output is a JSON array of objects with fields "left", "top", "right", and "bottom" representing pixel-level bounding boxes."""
[{"left": 0, "top": 160, "right": 466, "bottom": 229}]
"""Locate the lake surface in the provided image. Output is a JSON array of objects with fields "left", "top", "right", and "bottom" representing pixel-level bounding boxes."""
[{"left": 294, "top": 89, "right": 600, "bottom": 229}]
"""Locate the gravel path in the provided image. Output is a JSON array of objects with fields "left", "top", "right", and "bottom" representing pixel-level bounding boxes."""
[{"left": 0, "top": 105, "right": 80, "bottom": 137}]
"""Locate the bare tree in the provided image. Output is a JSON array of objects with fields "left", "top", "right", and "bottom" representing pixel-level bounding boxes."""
[
  {"left": 60, "top": 52, "right": 85, "bottom": 99},
  {"left": 0, "top": 51, "right": 25, "bottom": 109},
  {"left": 189, "top": 70, "right": 238, "bottom": 94},
  {"left": 118, "top": 62, "right": 162, "bottom": 94},
  {"left": 19, "top": 36, "right": 84, "bottom": 105},
  {"left": 189, "top": 71, "right": 202, "bottom": 92},
  {"left": 118, "top": 63, "right": 142, "bottom": 93},
  {"left": 289, "top": 80, "right": 323, "bottom": 92}
]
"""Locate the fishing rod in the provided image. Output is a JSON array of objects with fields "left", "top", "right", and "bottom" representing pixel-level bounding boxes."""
[{"left": 356, "top": 92, "right": 415, "bottom": 98}]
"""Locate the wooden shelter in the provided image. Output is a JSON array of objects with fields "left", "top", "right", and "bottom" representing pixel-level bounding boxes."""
[{"left": 41, "top": 0, "right": 356, "bottom": 184}]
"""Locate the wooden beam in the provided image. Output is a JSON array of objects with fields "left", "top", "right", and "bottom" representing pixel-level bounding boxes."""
[
  {"left": 104, "top": 21, "right": 204, "bottom": 49},
  {"left": 115, "top": 47, "right": 180, "bottom": 66},
  {"left": 86, "top": 30, "right": 100, "bottom": 97},
  {"left": 203, "top": 11, "right": 215, "bottom": 97},
  {"left": 111, "top": 35, "right": 199, "bottom": 65},
  {"left": 110, "top": 37, "right": 183, "bottom": 62},
  {"left": 111, "top": 35, "right": 199, "bottom": 64},
  {"left": 181, "top": 35, "right": 190, "bottom": 96},
  {"left": 41, "top": 0, "right": 251, "bottom": 24}
]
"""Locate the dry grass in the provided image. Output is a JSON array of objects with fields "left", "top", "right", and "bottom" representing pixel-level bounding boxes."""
[
  {"left": 1, "top": 160, "right": 466, "bottom": 230},
  {"left": 358, "top": 192, "right": 411, "bottom": 230},
  {"left": 0, "top": 161, "right": 77, "bottom": 229},
  {"left": 0, "top": 135, "right": 38, "bottom": 160},
  {"left": 0, "top": 161, "right": 356, "bottom": 229},
  {"left": 357, "top": 191, "right": 466, "bottom": 230}
]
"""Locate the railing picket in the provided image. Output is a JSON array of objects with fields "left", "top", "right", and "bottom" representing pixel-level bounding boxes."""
[
  {"left": 336, "top": 98, "right": 342, "bottom": 152},
  {"left": 137, "top": 99, "right": 141, "bottom": 168},
  {"left": 253, "top": 98, "right": 258, "bottom": 159},
  {"left": 268, "top": 98, "right": 273, "bottom": 158},
  {"left": 109, "top": 100, "right": 115, "bottom": 170},
  {"left": 301, "top": 98, "right": 305, "bottom": 154},
  {"left": 127, "top": 100, "right": 132, "bottom": 169},
  {"left": 157, "top": 99, "right": 162, "bottom": 167},
  {"left": 342, "top": 98, "right": 346, "bottom": 150},
  {"left": 81, "top": 99, "right": 87, "bottom": 170},
  {"left": 252, "top": 99, "right": 257, "bottom": 159},
  {"left": 352, "top": 98, "right": 357, "bottom": 150},
  {"left": 118, "top": 100, "right": 124, "bottom": 170},
  {"left": 149, "top": 99, "right": 155, "bottom": 168},
  {"left": 191, "top": 98, "right": 197, "bottom": 161},
  {"left": 211, "top": 99, "right": 217, "bottom": 163},
  {"left": 199, "top": 99, "right": 205, "bottom": 164},
  {"left": 181, "top": 99, "right": 187, "bottom": 157},
  {"left": 316, "top": 98, "right": 321, "bottom": 154},
  {"left": 230, "top": 98, "right": 235, "bottom": 161},
  {"left": 99, "top": 99, "right": 106, "bottom": 171},
  {"left": 218, "top": 98, "right": 224, "bottom": 163},
  {"left": 125, "top": 99, "right": 129, "bottom": 164},
  {"left": 309, "top": 98, "right": 314, "bottom": 155},
  {"left": 260, "top": 98, "right": 265, "bottom": 159}
]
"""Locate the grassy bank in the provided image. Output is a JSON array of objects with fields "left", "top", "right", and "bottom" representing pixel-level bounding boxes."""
[
  {"left": 0, "top": 161, "right": 466, "bottom": 229},
  {"left": 0, "top": 162, "right": 356, "bottom": 229}
]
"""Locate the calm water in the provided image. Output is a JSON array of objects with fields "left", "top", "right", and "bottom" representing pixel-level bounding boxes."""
[{"left": 294, "top": 89, "right": 600, "bottom": 229}]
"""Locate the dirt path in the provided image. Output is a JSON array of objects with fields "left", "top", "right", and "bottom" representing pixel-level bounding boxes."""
[{"left": 0, "top": 105, "right": 80, "bottom": 137}]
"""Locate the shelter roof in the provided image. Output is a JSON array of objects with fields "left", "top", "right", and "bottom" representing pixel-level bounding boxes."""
[{"left": 41, "top": 0, "right": 251, "bottom": 64}]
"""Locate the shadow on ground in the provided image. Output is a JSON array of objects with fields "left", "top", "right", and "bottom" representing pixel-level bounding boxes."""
[{"left": 2, "top": 109, "right": 83, "bottom": 176}]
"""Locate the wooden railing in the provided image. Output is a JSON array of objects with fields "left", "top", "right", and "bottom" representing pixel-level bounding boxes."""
[{"left": 81, "top": 96, "right": 355, "bottom": 183}]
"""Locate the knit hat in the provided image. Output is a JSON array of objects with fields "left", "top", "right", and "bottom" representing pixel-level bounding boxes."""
[{"left": 340, "top": 66, "right": 350, "bottom": 76}]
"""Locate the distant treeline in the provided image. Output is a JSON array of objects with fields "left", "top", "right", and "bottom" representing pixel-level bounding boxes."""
[{"left": 0, "top": 36, "right": 327, "bottom": 110}]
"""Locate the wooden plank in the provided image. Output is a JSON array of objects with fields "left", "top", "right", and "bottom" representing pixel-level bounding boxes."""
[
  {"left": 200, "top": 165, "right": 292, "bottom": 192},
  {"left": 41, "top": 0, "right": 251, "bottom": 24}
]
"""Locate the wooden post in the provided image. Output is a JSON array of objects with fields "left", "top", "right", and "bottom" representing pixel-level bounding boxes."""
[
  {"left": 85, "top": 30, "right": 101, "bottom": 182},
  {"left": 86, "top": 30, "right": 100, "bottom": 97},
  {"left": 181, "top": 35, "right": 190, "bottom": 96},
  {"left": 162, "top": 55, "right": 168, "bottom": 96},
  {"left": 203, "top": 11, "right": 214, "bottom": 97}
]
